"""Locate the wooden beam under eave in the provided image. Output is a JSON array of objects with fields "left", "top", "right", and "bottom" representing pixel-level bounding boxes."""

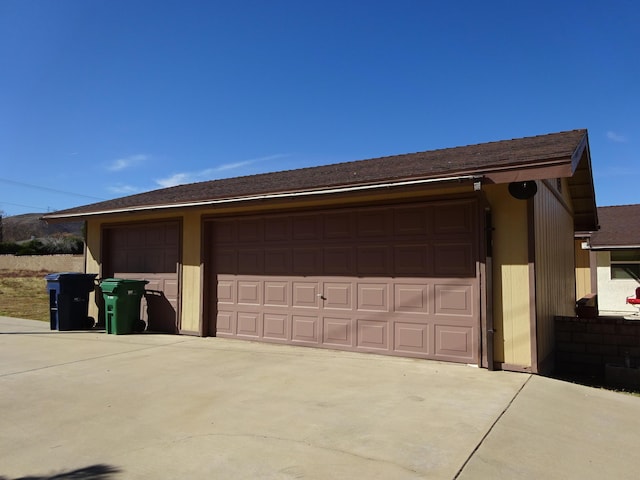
[{"left": 483, "top": 162, "right": 573, "bottom": 184}]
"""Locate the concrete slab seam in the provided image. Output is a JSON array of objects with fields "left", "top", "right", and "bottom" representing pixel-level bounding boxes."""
[
  {"left": 0, "top": 340, "right": 192, "bottom": 378},
  {"left": 453, "top": 374, "right": 533, "bottom": 479}
]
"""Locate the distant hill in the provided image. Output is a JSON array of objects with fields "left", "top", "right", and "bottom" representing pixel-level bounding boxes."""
[{"left": 1, "top": 213, "right": 83, "bottom": 243}]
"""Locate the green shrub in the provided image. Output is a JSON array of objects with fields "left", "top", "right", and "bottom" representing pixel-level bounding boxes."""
[{"left": 0, "top": 242, "right": 20, "bottom": 254}]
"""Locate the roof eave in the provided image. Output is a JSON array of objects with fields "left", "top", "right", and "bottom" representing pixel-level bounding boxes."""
[
  {"left": 590, "top": 244, "right": 640, "bottom": 250},
  {"left": 42, "top": 174, "right": 483, "bottom": 221}
]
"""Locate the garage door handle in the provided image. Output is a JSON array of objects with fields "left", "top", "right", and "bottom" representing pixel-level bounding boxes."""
[{"left": 317, "top": 294, "right": 327, "bottom": 300}]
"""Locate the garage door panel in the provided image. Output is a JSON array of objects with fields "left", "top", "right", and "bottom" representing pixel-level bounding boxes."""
[
  {"left": 292, "top": 315, "right": 319, "bottom": 344},
  {"left": 433, "top": 202, "right": 474, "bottom": 235},
  {"left": 357, "top": 283, "right": 389, "bottom": 312},
  {"left": 216, "top": 311, "right": 235, "bottom": 335},
  {"left": 126, "top": 251, "right": 145, "bottom": 272},
  {"left": 163, "top": 279, "right": 179, "bottom": 299},
  {"left": 434, "top": 243, "right": 475, "bottom": 276},
  {"left": 215, "top": 249, "right": 237, "bottom": 273},
  {"left": 323, "top": 317, "right": 353, "bottom": 346},
  {"left": 394, "top": 245, "right": 430, "bottom": 275},
  {"left": 435, "top": 324, "right": 475, "bottom": 361},
  {"left": 145, "top": 249, "right": 167, "bottom": 272},
  {"left": 265, "top": 249, "right": 291, "bottom": 274},
  {"left": 435, "top": 283, "right": 474, "bottom": 316},
  {"left": 217, "top": 279, "right": 235, "bottom": 304},
  {"left": 323, "top": 247, "right": 353, "bottom": 274},
  {"left": 127, "top": 228, "right": 145, "bottom": 245},
  {"left": 293, "top": 282, "right": 320, "bottom": 308},
  {"left": 214, "top": 221, "right": 236, "bottom": 243},
  {"left": 357, "top": 210, "right": 390, "bottom": 237},
  {"left": 357, "top": 319, "right": 389, "bottom": 350},
  {"left": 293, "top": 215, "right": 320, "bottom": 241},
  {"left": 146, "top": 227, "right": 167, "bottom": 246},
  {"left": 238, "top": 281, "right": 261, "bottom": 305},
  {"left": 394, "top": 283, "right": 429, "bottom": 314},
  {"left": 264, "top": 313, "right": 288, "bottom": 341},
  {"left": 323, "top": 282, "right": 353, "bottom": 310},
  {"left": 292, "top": 248, "right": 321, "bottom": 274},
  {"left": 264, "top": 281, "right": 288, "bottom": 307},
  {"left": 238, "top": 250, "right": 264, "bottom": 274},
  {"left": 237, "top": 219, "right": 263, "bottom": 243},
  {"left": 357, "top": 246, "right": 390, "bottom": 274},
  {"left": 324, "top": 212, "right": 353, "bottom": 239},
  {"left": 264, "top": 217, "right": 290, "bottom": 241},
  {"left": 237, "top": 312, "right": 261, "bottom": 338},
  {"left": 394, "top": 322, "right": 430, "bottom": 355},
  {"left": 394, "top": 207, "right": 428, "bottom": 236}
]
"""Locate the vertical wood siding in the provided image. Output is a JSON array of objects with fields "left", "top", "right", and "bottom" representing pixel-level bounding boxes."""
[{"left": 534, "top": 181, "right": 575, "bottom": 370}]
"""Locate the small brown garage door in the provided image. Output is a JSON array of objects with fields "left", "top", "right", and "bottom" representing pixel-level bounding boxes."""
[
  {"left": 103, "top": 221, "right": 180, "bottom": 333},
  {"left": 206, "top": 199, "right": 480, "bottom": 363}
]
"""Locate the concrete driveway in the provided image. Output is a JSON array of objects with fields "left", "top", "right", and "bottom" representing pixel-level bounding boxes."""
[{"left": 1, "top": 316, "right": 640, "bottom": 479}]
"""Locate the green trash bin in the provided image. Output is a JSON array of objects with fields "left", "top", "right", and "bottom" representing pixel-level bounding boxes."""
[{"left": 100, "top": 278, "right": 149, "bottom": 334}]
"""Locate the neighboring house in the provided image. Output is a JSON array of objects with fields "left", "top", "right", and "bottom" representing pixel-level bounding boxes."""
[
  {"left": 43, "top": 129, "right": 598, "bottom": 374},
  {"left": 584, "top": 205, "right": 640, "bottom": 316}
]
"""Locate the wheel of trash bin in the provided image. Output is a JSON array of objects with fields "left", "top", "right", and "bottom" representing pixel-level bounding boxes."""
[
  {"left": 84, "top": 316, "right": 96, "bottom": 329},
  {"left": 134, "top": 319, "right": 146, "bottom": 332}
]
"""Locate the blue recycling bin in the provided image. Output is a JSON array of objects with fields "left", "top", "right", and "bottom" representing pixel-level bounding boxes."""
[{"left": 45, "top": 273, "right": 97, "bottom": 331}]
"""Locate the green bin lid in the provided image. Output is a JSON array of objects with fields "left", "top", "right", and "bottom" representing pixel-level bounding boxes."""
[{"left": 100, "top": 278, "right": 149, "bottom": 294}]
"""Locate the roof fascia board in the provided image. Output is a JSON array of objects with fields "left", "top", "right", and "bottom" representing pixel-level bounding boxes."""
[
  {"left": 590, "top": 245, "right": 640, "bottom": 250},
  {"left": 43, "top": 174, "right": 482, "bottom": 220},
  {"left": 571, "top": 131, "right": 589, "bottom": 173},
  {"left": 482, "top": 162, "right": 572, "bottom": 184}
]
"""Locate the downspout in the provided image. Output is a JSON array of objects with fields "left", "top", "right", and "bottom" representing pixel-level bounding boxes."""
[{"left": 485, "top": 208, "right": 495, "bottom": 370}]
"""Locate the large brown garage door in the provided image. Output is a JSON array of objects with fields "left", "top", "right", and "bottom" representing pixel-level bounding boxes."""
[
  {"left": 103, "top": 221, "right": 180, "bottom": 333},
  {"left": 206, "top": 199, "right": 480, "bottom": 363}
]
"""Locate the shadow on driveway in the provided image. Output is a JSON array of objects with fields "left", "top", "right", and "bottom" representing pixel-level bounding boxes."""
[{"left": 0, "top": 464, "right": 121, "bottom": 480}]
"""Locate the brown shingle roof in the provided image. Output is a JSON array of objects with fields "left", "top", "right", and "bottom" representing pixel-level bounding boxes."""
[
  {"left": 44, "top": 129, "right": 588, "bottom": 219},
  {"left": 590, "top": 205, "right": 640, "bottom": 248}
]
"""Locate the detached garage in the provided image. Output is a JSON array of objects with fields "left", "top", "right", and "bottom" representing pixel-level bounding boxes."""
[{"left": 44, "top": 129, "right": 598, "bottom": 373}]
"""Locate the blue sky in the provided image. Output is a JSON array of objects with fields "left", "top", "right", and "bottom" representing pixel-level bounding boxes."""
[{"left": 1, "top": 0, "right": 638, "bottom": 217}]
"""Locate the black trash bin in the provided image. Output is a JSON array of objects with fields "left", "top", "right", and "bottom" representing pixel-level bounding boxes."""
[{"left": 45, "top": 273, "right": 98, "bottom": 331}]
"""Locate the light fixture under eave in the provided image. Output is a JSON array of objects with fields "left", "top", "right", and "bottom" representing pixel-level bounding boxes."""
[{"left": 508, "top": 181, "right": 538, "bottom": 200}]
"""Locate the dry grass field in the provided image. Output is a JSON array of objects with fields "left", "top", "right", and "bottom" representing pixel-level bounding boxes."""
[{"left": 0, "top": 269, "right": 51, "bottom": 321}]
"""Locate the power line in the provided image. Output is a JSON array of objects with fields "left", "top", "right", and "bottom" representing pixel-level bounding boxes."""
[
  {"left": 0, "top": 200, "right": 50, "bottom": 211},
  {"left": 0, "top": 177, "right": 106, "bottom": 201}
]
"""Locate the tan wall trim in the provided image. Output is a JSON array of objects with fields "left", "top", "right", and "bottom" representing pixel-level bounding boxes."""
[
  {"left": 495, "top": 362, "right": 533, "bottom": 373},
  {"left": 527, "top": 198, "right": 539, "bottom": 374}
]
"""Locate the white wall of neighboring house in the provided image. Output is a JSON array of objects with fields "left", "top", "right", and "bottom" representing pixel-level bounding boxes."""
[{"left": 596, "top": 251, "right": 640, "bottom": 315}]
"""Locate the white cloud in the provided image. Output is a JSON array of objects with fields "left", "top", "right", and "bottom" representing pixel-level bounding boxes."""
[
  {"left": 156, "top": 173, "right": 193, "bottom": 188},
  {"left": 606, "top": 131, "right": 627, "bottom": 143},
  {"left": 107, "top": 154, "right": 149, "bottom": 172},
  {"left": 108, "top": 183, "right": 140, "bottom": 194},
  {"left": 155, "top": 154, "right": 290, "bottom": 188}
]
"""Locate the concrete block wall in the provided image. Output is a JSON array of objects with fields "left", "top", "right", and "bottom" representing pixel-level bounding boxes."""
[
  {"left": 555, "top": 316, "right": 640, "bottom": 378},
  {"left": 0, "top": 254, "right": 85, "bottom": 272}
]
